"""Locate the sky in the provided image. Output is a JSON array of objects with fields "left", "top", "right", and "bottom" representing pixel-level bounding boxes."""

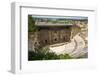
[{"left": 32, "top": 15, "right": 88, "bottom": 20}]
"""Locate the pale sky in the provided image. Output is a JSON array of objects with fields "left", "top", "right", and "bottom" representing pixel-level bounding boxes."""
[{"left": 32, "top": 15, "right": 88, "bottom": 20}]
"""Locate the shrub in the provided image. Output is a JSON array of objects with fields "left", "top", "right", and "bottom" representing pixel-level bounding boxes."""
[{"left": 28, "top": 46, "right": 73, "bottom": 61}]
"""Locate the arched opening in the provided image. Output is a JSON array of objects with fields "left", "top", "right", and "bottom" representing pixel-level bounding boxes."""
[
  {"left": 54, "top": 38, "right": 57, "bottom": 41},
  {"left": 44, "top": 40, "right": 48, "bottom": 44}
]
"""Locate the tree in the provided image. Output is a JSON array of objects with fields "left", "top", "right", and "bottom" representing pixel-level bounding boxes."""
[{"left": 28, "top": 15, "right": 38, "bottom": 32}]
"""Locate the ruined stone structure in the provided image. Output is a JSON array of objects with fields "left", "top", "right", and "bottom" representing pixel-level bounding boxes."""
[
  {"left": 29, "top": 24, "right": 81, "bottom": 47},
  {"left": 38, "top": 25, "right": 71, "bottom": 46}
]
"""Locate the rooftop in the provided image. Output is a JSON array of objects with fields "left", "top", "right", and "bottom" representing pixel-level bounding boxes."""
[{"left": 36, "top": 22, "right": 73, "bottom": 26}]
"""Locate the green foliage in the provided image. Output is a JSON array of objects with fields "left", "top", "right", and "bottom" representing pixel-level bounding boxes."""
[
  {"left": 52, "top": 20, "right": 57, "bottom": 24},
  {"left": 28, "top": 46, "right": 73, "bottom": 61},
  {"left": 58, "top": 54, "right": 73, "bottom": 59},
  {"left": 28, "top": 15, "right": 38, "bottom": 32},
  {"left": 28, "top": 46, "right": 58, "bottom": 60}
]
